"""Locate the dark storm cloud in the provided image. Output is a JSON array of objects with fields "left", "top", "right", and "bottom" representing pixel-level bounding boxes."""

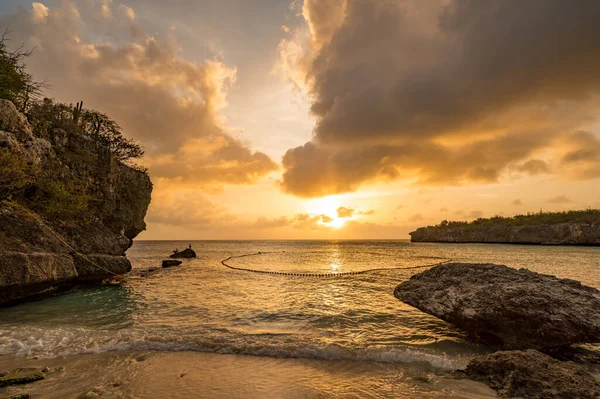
[{"left": 279, "top": 0, "right": 600, "bottom": 197}]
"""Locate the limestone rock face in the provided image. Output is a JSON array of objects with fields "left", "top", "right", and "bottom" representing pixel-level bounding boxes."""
[
  {"left": 410, "top": 223, "right": 600, "bottom": 245},
  {"left": 0, "top": 100, "right": 33, "bottom": 139},
  {"left": 170, "top": 248, "right": 196, "bottom": 259},
  {"left": 394, "top": 263, "right": 600, "bottom": 349},
  {"left": 464, "top": 350, "right": 600, "bottom": 399},
  {"left": 0, "top": 100, "right": 152, "bottom": 305}
]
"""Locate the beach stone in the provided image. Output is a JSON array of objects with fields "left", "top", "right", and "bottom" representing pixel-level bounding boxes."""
[
  {"left": 464, "top": 349, "right": 600, "bottom": 398},
  {"left": 0, "top": 368, "right": 45, "bottom": 387},
  {"left": 394, "top": 263, "right": 600, "bottom": 349},
  {"left": 169, "top": 248, "right": 196, "bottom": 259},
  {"left": 162, "top": 260, "right": 183, "bottom": 268}
]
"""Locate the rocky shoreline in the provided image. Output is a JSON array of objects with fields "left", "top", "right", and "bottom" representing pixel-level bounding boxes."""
[
  {"left": 395, "top": 262, "right": 600, "bottom": 398},
  {"left": 0, "top": 100, "right": 152, "bottom": 305},
  {"left": 410, "top": 222, "right": 600, "bottom": 245}
]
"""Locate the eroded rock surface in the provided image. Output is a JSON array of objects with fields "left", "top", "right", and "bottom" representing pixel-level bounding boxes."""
[
  {"left": 394, "top": 263, "right": 600, "bottom": 349},
  {"left": 0, "top": 99, "right": 152, "bottom": 305},
  {"left": 464, "top": 350, "right": 600, "bottom": 399}
]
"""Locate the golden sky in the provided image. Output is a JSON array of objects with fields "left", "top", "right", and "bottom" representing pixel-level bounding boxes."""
[{"left": 2, "top": 0, "right": 600, "bottom": 239}]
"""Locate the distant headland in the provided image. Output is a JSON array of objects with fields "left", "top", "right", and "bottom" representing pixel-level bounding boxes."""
[{"left": 410, "top": 209, "right": 600, "bottom": 245}]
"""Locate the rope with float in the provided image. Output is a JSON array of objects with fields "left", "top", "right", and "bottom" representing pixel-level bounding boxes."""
[{"left": 221, "top": 251, "right": 452, "bottom": 278}]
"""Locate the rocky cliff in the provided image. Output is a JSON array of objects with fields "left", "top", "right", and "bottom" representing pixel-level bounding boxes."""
[
  {"left": 410, "top": 223, "right": 600, "bottom": 245},
  {"left": 0, "top": 100, "right": 152, "bottom": 305}
]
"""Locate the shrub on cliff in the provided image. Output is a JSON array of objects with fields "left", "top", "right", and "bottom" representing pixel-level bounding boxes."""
[
  {"left": 27, "top": 98, "right": 144, "bottom": 163},
  {"left": 423, "top": 209, "right": 600, "bottom": 231},
  {"left": 1, "top": 33, "right": 144, "bottom": 164},
  {"left": 0, "top": 148, "right": 33, "bottom": 200},
  {"left": 0, "top": 31, "right": 44, "bottom": 112}
]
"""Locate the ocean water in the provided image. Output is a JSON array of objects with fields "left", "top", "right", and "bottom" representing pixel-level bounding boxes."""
[{"left": 0, "top": 240, "right": 599, "bottom": 398}]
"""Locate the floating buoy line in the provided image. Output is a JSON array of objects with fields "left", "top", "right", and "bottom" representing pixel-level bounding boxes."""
[{"left": 221, "top": 251, "right": 452, "bottom": 278}]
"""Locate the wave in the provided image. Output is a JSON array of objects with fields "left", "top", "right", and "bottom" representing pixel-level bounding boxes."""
[{"left": 0, "top": 326, "right": 470, "bottom": 370}]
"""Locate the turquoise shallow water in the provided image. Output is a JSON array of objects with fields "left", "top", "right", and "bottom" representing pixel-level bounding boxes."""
[{"left": 0, "top": 241, "right": 598, "bottom": 397}]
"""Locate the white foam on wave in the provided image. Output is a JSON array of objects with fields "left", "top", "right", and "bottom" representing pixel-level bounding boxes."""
[{"left": 0, "top": 326, "right": 469, "bottom": 370}]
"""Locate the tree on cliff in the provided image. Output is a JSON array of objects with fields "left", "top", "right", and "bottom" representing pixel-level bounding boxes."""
[
  {"left": 0, "top": 32, "right": 144, "bottom": 163},
  {"left": 0, "top": 30, "right": 44, "bottom": 112},
  {"left": 27, "top": 99, "right": 145, "bottom": 163},
  {"left": 1, "top": 32, "right": 146, "bottom": 220}
]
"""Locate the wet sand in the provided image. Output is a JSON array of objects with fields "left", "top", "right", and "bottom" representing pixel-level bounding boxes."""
[{"left": 0, "top": 351, "right": 497, "bottom": 398}]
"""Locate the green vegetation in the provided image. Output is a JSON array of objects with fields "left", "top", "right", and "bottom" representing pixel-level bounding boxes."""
[
  {"left": 0, "top": 30, "right": 44, "bottom": 112},
  {"left": 428, "top": 209, "right": 600, "bottom": 230},
  {"left": 27, "top": 98, "right": 144, "bottom": 162},
  {"left": 0, "top": 32, "right": 144, "bottom": 163},
  {"left": 0, "top": 148, "right": 34, "bottom": 200},
  {"left": 0, "top": 32, "right": 146, "bottom": 222}
]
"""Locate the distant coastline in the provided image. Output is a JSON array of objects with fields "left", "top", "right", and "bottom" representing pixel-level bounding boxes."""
[{"left": 410, "top": 209, "right": 600, "bottom": 246}]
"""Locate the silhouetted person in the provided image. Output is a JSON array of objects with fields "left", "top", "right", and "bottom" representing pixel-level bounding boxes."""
[
  {"left": 173, "top": 248, "right": 179, "bottom": 254},
  {"left": 188, "top": 243, "right": 192, "bottom": 249}
]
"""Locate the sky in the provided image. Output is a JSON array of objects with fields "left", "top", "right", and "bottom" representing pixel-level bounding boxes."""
[{"left": 1, "top": 0, "right": 600, "bottom": 239}]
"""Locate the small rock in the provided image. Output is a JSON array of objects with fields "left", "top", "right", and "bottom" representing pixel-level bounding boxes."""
[
  {"left": 162, "top": 260, "right": 182, "bottom": 268},
  {"left": 135, "top": 354, "right": 149, "bottom": 362},
  {"left": 78, "top": 392, "right": 100, "bottom": 399},
  {"left": 0, "top": 368, "right": 45, "bottom": 387},
  {"left": 169, "top": 248, "right": 196, "bottom": 259},
  {"left": 464, "top": 350, "right": 600, "bottom": 399},
  {"left": 7, "top": 394, "right": 32, "bottom": 399}
]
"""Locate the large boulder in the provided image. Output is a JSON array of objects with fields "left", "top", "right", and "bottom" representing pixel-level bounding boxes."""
[
  {"left": 464, "top": 350, "right": 600, "bottom": 399},
  {"left": 170, "top": 248, "right": 196, "bottom": 259},
  {"left": 394, "top": 263, "right": 600, "bottom": 349}
]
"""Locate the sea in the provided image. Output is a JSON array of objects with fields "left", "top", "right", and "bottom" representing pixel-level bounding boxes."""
[{"left": 0, "top": 240, "right": 599, "bottom": 398}]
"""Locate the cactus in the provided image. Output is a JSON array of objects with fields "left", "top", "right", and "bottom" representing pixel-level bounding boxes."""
[{"left": 72, "top": 101, "right": 83, "bottom": 124}]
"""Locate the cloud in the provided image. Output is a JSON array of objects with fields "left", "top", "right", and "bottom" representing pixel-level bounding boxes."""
[
  {"left": 408, "top": 213, "right": 424, "bottom": 223},
  {"left": 146, "top": 186, "right": 237, "bottom": 227},
  {"left": 468, "top": 210, "right": 483, "bottom": 219},
  {"left": 336, "top": 206, "right": 374, "bottom": 218},
  {"left": 278, "top": 0, "right": 600, "bottom": 197},
  {"left": 252, "top": 213, "right": 336, "bottom": 230},
  {"left": 547, "top": 195, "right": 573, "bottom": 204},
  {"left": 1, "top": 1, "right": 277, "bottom": 187},
  {"left": 512, "top": 199, "right": 523, "bottom": 206},
  {"left": 336, "top": 206, "right": 354, "bottom": 218},
  {"left": 559, "top": 131, "right": 600, "bottom": 179},
  {"left": 515, "top": 160, "right": 550, "bottom": 176}
]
